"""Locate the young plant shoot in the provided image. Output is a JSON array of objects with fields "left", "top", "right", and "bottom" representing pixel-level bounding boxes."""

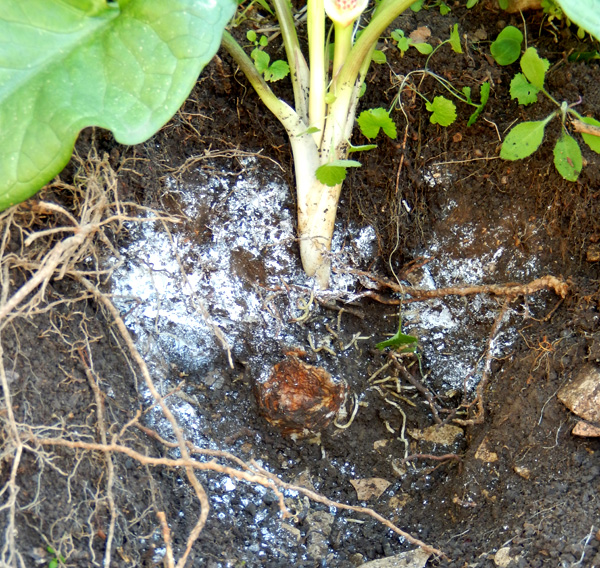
[
  {"left": 500, "top": 47, "right": 600, "bottom": 181},
  {"left": 222, "top": 0, "right": 416, "bottom": 289}
]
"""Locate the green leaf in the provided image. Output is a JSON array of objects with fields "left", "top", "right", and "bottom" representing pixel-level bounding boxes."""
[
  {"left": 554, "top": 0, "right": 600, "bottom": 42},
  {"left": 258, "top": 35, "right": 269, "bottom": 47},
  {"left": 264, "top": 60, "right": 290, "bottom": 82},
  {"left": 300, "top": 126, "right": 321, "bottom": 137},
  {"left": 372, "top": 50, "right": 387, "bottom": 64},
  {"left": 246, "top": 30, "right": 257, "bottom": 43},
  {"left": 449, "top": 23, "right": 462, "bottom": 53},
  {"left": 520, "top": 47, "right": 550, "bottom": 90},
  {"left": 462, "top": 86, "right": 473, "bottom": 104},
  {"left": 466, "top": 0, "right": 479, "bottom": 7},
  {"left": 498, "top": 0, "right": 509, "bottom": 8},
  {"left": 357, "top": 108, "right": 397, "bottom": 139},
  {"left": 439, "top": 2, "right": 451, "bottom": 15},
  {"left": 316, "top": 160, "right": 362, "bottom": 187},
  {"left": 553, "top": 131, "right": 582, "bottom": 181},
  {"left": 426, "top": 96, "right": 457, "bottom": 126},
  {"left": 500, "top": 118, "right": 553, "bottom": 160},
  {"left": 376, "top": 320, "right": 418, "bottom": 352},
  {"left": 252, "top": 49, "right": 270, "bottom": 73},
  {"left": 392, "top": 29, "right": 410, "bottom": 55},
  {"left": 510, "top": 73, "right": 539, "bottom": 105},
  {"left": 490, "top": 25, "right": 523, "bottom": 65},
  {"left": 348, "top": 143, "right": 378, "bottom": 153},
  {"left": 48, "top": 560, "right": 58, "bottom": 568},
  {"left": 580, "top": 116, "right": 600, "bottom": 153},
  {"left": 413, "top": 42, "right": 434, "bottom": 55},
  {"left": 0, "top": 0, "right": 237, "bottom": 211},
  {"left": 254, "top": 0, "right": 274, "bottom": 14},
  {"left": 410, "top": 0, "right": 425, "bottom": 12},
  {"left": 467, "top": 82, "right": 490, "bottom": 126},
  {"left": 568, "top": 50, "right": 600, "bottom": 62},
  {"left": 325, "top": 92, "right": 337, "bottom": 104}
]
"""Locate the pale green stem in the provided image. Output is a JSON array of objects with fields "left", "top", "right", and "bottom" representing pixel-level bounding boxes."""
[
  {"left": 221, "top": 31, "right": 306, "bottom": 137},
  {"left": 322, "top": 0, "right": 415, "bottom": 160},
  {"left": 271, "top": 0, "right": 310, "bottom": 123},
  {"left": 336, "top": 0, "right": 415, "bottom": 92},
  {"left": 331, "top": 22, "right": 354, "bottom": 92},
  {"left": 307, "top": 0, "right": 326, "bottom": 145}
]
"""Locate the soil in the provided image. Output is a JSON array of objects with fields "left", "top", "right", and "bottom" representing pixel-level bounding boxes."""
[{"left": 1, "top": 3, "right": 600, "bottom": 568}]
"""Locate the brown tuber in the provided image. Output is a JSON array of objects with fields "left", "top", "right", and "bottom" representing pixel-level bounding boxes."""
[{"left": 255, "top": 353, "right": 347, "bottom": 438}]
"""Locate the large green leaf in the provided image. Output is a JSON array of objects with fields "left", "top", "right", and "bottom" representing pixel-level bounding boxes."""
[
  {"left": 0, "top": 0, "right": 236, "bottom": 210},
  {"left": 553, "top": 131, "right": 582, "bottom": 181},
  {"left": 500, "top": 117, "right": 553, "bottom": 161},
  {"left": 556, "top": 0, "right": 600, "bottom": 42}
]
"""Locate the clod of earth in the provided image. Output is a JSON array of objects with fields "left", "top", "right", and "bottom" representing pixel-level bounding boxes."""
[{"left": 255, "top": 353, "right": 347, "bottom": 438}]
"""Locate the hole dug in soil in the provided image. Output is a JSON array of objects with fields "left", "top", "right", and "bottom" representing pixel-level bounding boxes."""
[{"left": 1, "top": 4, "right": 600, "bottom": 568}]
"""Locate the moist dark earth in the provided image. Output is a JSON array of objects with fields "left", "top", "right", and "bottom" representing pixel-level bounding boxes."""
[{"left": 1, "top": 2, "right": 600, "bottom": 568}]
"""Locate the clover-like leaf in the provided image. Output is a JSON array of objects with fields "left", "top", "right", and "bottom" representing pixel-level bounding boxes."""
[
  {"left": 510, "top": 73, "right": 539, "bottom": 105},
  {"left": 358, "top": 108, "right": 397, "bottom": 139},
  {"left": 264, "top": 60, "right": 290, "bottom": 82},
  {"left": 0, "top": 0, "right": 236, "bottom": 211},
  {"left": 426, "top": 96, "right": 457, "bottom": 126},
  {"left": 553, "top": 131, "right": 582, "bottom": 181}
]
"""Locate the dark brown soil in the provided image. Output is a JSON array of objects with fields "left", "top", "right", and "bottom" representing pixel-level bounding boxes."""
[{"left": 1, "top": 3, "right": 600, "bottom": 568}]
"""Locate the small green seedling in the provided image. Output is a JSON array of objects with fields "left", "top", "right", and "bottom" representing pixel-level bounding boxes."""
[
  {"left": 490, "top": 25, "right": 523, "bottom": 66},
  {"left": 409, "top": 0, "right": 450, "bottom": 15},
  {"left": 500, "top": 47, "right": 600, "bottom": 181},
  {"left": 46, "top": 546, "right": 66, "bottom": 568},
  {"left": 391, "top": 29, "right": 433, "bottom": 57},
  {"left": 376, "top": 320, "right": 418, "bottom": 353},
  {"left": 392, "top": 24, "right": 489, "bottom": 127},
  {"left": 246, "top": 30, "right": 290, "bottom": 82}
]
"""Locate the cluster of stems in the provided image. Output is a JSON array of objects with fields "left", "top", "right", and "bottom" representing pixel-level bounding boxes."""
[{"left": 222, "top": 0, "right": 414, "bottom": 288}]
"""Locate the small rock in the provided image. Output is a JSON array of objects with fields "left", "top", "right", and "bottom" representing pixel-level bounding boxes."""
[
  {"left": 494, "top": 546, "right": 514, "bottom": 567},
  {"left": 280, "top": 522, "right": 301, "bottom": 542},
  {"left": 350, "top": 478, "right": 391, "bottom": 501},
  {"left": 408, "top": 424, "right": 463, "bottom": 445},
  {"left": 360, "top": 548, "right": 430, "bottom": 567},
  {"left": 349, "top": 553, "right": 365, "bottom": 567},
  {"left": 587, "top": 243, "right": 600, "bottom": 262},
  {"left": 475, "top": 436, "right": 498, "bottom": 463},
  {"left": 558, "top": 365, "right": 600, "bottom": 437},
  {"left": 305, "top": 510, "right": 334, "bottom": 560},
  {"left": 572, "top": 420, "right": 600, "bottom": 437},
  {"left": 513, "top": 465, "right": 531, "bottom": 480}
]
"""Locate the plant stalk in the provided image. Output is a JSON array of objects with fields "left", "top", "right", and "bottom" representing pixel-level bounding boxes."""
[{"left": 223, "top": 0, "right": 416, "bottom": 288}]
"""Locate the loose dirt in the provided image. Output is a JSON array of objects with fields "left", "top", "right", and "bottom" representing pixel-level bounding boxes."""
[{"left": 1, "top": 3, "right": 599, "bottom": 568}]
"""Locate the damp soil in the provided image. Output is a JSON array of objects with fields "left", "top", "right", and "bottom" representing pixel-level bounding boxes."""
[{"left": 2, "top": 3, "right": 600, "bottom": 568}]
